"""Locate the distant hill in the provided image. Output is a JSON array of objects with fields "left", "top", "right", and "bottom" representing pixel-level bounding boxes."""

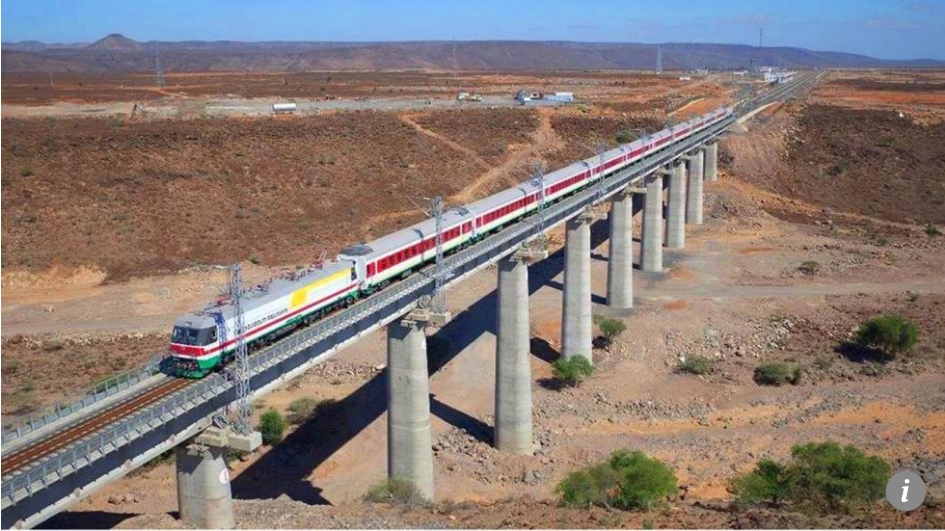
[
  {"left": 2, "top": 37, "right": 942, "bottom": 73},
  {"left": 85, "top": 33, "right": 143, "bottom": 51}
]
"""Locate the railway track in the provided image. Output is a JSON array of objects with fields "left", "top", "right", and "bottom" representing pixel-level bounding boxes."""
[{"left": 1, "top": 378, "right": 192, "bottom": 476}]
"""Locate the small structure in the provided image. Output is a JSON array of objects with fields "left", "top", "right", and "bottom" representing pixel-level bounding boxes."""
[
  {"left": 272, "top": 102, "right": 297, "bottom": 115},
  {"left": 545, "top": 92, "right": 574, "bottom": 103}
]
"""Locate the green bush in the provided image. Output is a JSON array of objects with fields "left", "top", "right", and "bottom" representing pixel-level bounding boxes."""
[
  {"left": 753, "top": 362, "right": 802, "bottom": 386},
  {"left": 551, "top": 355, "right": 594, "bottom": 387},
  {"left": 557, "top": 450, "right": 677, "bottom": 510},
  {"left": 608, "top": 450, "right": 678, "bottom": 510},
  {"left": 287, "top": 397, "right": 320, "bottom": 425},
  {"left": 925, "top": 224, "right": 942, "bottom": 237},
  {"left": 798, "top": 261, "right": 820, "bottom": 275},
  {"left": 364, "top": 477, "right": 426, "bottom": 505},
  {"left": 615, "top": 129, "right": 635, "bottom": 144},
  {"left": 596, "top": 317, "right": 627, "bottom": 348},
  {"left": 734, "top": 442, "right": 890, "bottom": 514},
  {"left": 257, "top": 409, "right": 286, "bottom": 445},
  {"left": 677, "top": 355, "right": 713, "bottom": 375},
  {"left": 557, "top": 462, "right": 621, "bottom": 507},
  {"left": 853, "top": 315, "right": 918, "bottom": 357}
]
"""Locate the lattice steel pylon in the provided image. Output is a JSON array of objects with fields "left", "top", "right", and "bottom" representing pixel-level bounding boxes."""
[
  {"left": 227, "top": 264, "right": 251, "bottom": 434},
  {"left": 154, "top": 49, "right": 165, "bottom": 88},
  {"left": 530, "top": 161, "right": 548, "bottom": 250},
  {"left": 594, "top": 141, "right": 608, "bottom": 207},
  {"left": 430, "top": 196, "right": 447, "bottom": 316}
]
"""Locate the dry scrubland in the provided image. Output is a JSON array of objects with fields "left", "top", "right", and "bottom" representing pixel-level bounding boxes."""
[{"left": 3, "top": 70, "right": 945, "bottom": 529}]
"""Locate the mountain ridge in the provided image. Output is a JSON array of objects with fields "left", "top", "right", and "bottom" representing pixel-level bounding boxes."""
[{"left": 2, "top": 35, "right": 942, "bottom": 72}]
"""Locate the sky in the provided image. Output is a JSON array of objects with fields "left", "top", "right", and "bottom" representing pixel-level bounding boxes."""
[{"left": 2, "top": 0, "right": 943, "bottom": 60}]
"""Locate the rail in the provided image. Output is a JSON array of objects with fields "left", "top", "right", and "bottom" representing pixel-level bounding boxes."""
[{"left": 1, "top": 354, "right": 165, "bottom": 448}]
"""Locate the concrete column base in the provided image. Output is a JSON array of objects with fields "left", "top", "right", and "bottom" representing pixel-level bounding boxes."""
[
  {"left": 495, "top": 248, "right": 543, "bottom": 455},
  {"left": 606, "top": 188, "right": 634, "bottom": 309},
  {"left": 641, "top": 172, "right": 664, "bottom": 272},
  {"left": 686, "top": 150, "right": 705, "bottom": 225},
  {"left": 665, "top": 161, "right": 687, "bottom": 249},
  {"left": 387, "top": 318, "right": 435, "bottom": 500},
  {"left": 561, "top": 209, "right": 595, "bottom": 363},
  {"left": 176, "top": 443, "right": 235, "bottom": 530},
  {"left": 705, "top": 142, "right": 719, "bottom": 182}
]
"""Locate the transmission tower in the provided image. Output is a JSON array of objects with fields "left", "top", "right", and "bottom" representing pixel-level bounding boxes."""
[
  {"left": 227, "top": 264, "right": 251, "bottom": 434},
  {"left": 656, "top": 45, "right": 663, "bottom": 74},
  {"left": 759, "top": 27, "right": 764, "bottom": 48},
  {"left": 155, "top": 49, "right": 165, "bottom": 87}
]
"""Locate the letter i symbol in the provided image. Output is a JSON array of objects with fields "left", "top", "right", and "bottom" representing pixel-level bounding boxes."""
[{"left": 902, "top": 478, "right": 910, "bottom": 503}]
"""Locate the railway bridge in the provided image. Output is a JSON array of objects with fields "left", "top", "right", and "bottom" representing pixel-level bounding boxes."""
[{"left": 0, "top": 72, "right": 822, "bottom": 529}]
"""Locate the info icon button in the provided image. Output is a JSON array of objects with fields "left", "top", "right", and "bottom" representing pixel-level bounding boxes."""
[{"left": 886, "top": 470, "right": 926, "bottom": 511}]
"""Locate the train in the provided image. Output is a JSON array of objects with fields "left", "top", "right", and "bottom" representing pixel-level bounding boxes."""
[{"left": 167, "top": 105, "right": 734, "bottom": 378}]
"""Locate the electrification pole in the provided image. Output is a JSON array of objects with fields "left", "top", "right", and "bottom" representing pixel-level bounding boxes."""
[{"left": 227, "top": 264, "right": 251, "bottom": 433}]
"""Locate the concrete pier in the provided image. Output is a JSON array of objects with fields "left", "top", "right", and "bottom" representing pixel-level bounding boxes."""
[
  {"left": 705, "top": 142, "right": 719, "bottom": 182},
  {"left": 640, "top": 172, "right": 664, "bottom": 272},
  {"left": 387, "top": 316, "right": 434, "bottom": 500},
  {"left": 495, "top": 248, "right": 545, "bottom": 454},
  {"left": 561, "top": 209, "right": 594, "bottom": 362},
  {"left": 176, "top": 443, "right": 235, "bottom": 529},
  {"left": 606, "top": 189, "right": 634, "bottom": 310},
  {"left": 665, "top": 162, "right": 687, "bottom": 249},
  {"left": 686, "top": 150, "right": 705, "bottom": 225}
]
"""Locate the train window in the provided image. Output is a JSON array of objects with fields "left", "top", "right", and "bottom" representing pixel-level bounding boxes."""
[{"left": 209, "top": 328, "right": 218, "bottom": 342}]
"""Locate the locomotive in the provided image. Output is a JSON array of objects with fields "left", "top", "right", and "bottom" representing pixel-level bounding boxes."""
[{"left": 168, "top": 105, "right": 733, "bottom": 378}]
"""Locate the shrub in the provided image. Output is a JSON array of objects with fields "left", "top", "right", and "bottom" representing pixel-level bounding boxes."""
[
  {"left": 551, "top": 355, "right": 594, "bottom": 387},
  {"left": 596, "top": 317, "right": 627, "bottom": 348},
  {"left": 608, "top": 450, "right": 678, "bottom": 510},
  {"left": 925, "top": 224, "right": 942, "bottom": 237},
  {"left": 798, "top": 261, "right": 820, "bottom": 275},
  {"left": 557, "top": 461, "right": 621, "bottom": 507},
  {"left": 677, "top": 355, "right": 713, "bottom": 375},
  {"left": 853, "top": 315, "right": 918, "bottom": 357},
  {"left": 753, "top": 362, "right": 802, "bottom": 386},
  {"left": 733, "top": 458, "right": 789, "bottom": 503},
  {"left": 41, "top": 339, "right": 64, "bottom": 351},
  {"left": 364, "top": 477, "right": 426, "bottom": 505},
  {"left": 287, "top": 397, "right": 320, "bottom": 425},
  {"left": 224, "top": 448, "right": 248, "bottom": 465},
  {"left": 557, "top": 450, "right": 677, "bottom": 510},
  {"left": 20, "top": 165, "right": 34, "bottom": 177},
  {"left": 615, "top": 129, "right": 635, "bottom": 144},
  {"left": 734, "top": 442, "right": 890, "bottom": 515},
  {"left": 257, "top": 409, "right": 286, "bottom": 445}
]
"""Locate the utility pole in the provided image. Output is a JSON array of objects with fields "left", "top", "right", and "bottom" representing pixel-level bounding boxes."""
[
  {"left": 530, "top": 161, "right": 549, "bottom": 250},
  {"left": 199, "top": 263, "right": 261, "bottom": 453},
  {"left": 431, "top": 196, "right": 447, "bottom": 317},
  {"left": 155, "top": 49, "right": 166, "bottom": 87},
  {"left": 594, "top": 141, "right": 608, "bottom": 207},
  {"left": 656, "top": 45, "right": 663, "bottom": 75},
  {"left": 227, "top": 264, "right": 251, "bottom": 434}
]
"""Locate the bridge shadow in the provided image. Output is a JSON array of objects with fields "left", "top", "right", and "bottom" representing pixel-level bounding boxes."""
[
  {"left": 430, "top": 395, "right": 493, "bottom": 445},
  {"left": 232, "top": 212, "right": 621, "bottom": 504},
  {"left": 40, "top": 510, "right": 137, "bottom": 529}
]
